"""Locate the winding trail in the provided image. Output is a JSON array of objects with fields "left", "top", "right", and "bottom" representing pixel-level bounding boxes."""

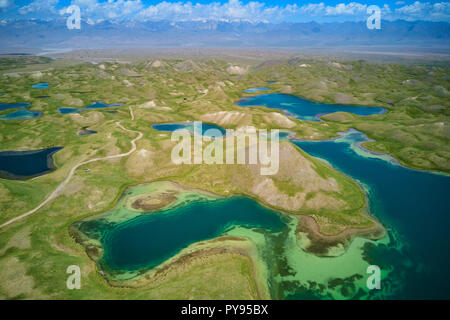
[{"left": 0, "top": 107, "right": 142, "bottom": 229}]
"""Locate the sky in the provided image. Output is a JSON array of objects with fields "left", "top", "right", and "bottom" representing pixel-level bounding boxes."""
[{"left": 0, "top": 0, "right": 449, "bottom": 23}]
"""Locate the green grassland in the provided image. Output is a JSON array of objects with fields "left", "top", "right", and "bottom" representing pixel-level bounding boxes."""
[
  {"left": 243, "top": 58, "right": 450, "bottom": 173},
  {"left": 0, "top": 54, "right": 448, "bottom": 299}
]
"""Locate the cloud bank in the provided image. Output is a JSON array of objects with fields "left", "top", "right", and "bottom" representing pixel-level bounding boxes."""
[{"left": 3, "top": 0, "right": 450, "bottom": 23}]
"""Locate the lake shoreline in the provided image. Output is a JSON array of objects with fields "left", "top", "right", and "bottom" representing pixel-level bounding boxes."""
[
  {"left": 0, "top": 146, "right": 62, "bottom": 180},
  {"left": 72, "top": 178, "right": 384, "bottom": 290}
]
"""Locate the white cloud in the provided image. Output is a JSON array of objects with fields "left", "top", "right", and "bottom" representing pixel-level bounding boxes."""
[
  {"left": 19, "top": 0, "right": 58, "bottom": 15},
  {"left": 299, "top": 3, "right": 325, "bottom": 16},
  {"left": 59, "top": 0, "right": 144, "bottom": 21},
  {"left": 134, "top": 1, "right": 377, "bottom": 22},
  {"left": 135, "top": 0, "right": 281, "bottom": 22},
  {"left": 395, "top": 1, "right": 450, "bottom": 21},
  {"left": 12, "top": 1, "right": 450, "bottom": 23},
  {"left": 325, "top": 2, "right": 367, "bottom": 16}
]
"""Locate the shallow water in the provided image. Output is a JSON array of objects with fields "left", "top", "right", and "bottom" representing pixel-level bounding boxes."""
[
  {"left": 0, "top": 147, "right": 62, "bottom": 180},
  {"left": 78, "top": 179, "right": 390, "bottom": 299},
  {"left": 236, "top": 93, "right": 385, "bottom": 121}
]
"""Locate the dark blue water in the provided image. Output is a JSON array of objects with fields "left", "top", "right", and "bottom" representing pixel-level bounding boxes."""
[
  {"left": 91, "top": 197, "right": 286, "bottom": 271},
  {"left": 0, "top": 102, "right": 31, "bottom": 111},
  {"left": 236, "top": 93, "right": 385, "bottom": 121},
  {"left": 0, "top": 110, "right": 42, "bottom": 120},
  {"left": 152, "top": 122, "right": 226, "bottom": 137},
  {"left": 0, "top": 147, "right": 62, "bottom": 180},
  {"left": 31, "top": 83, "right": 49, "bottom": 89},
  {"left": 294, "top": 131, "right": 450, "bottom": 299}
]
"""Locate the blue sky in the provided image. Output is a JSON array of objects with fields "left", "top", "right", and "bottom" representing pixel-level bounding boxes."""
[{"left": 0, "top": 0, "right": 449, "bottom": 22}]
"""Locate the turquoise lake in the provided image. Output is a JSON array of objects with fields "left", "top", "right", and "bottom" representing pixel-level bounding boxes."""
[
  {"left": 80, "top": 197, "right": 286, "bottom": 271},
  {"left": 293, "top": 130, "right": 450, "bottom": 299},
  {"left": 0, "top": 147, "right": 62, "bottom": 180},
  {"left": 236, "top": 93, "right": 385, "bottom": 121},
  {"left": 0, "top": 110, "right": 42, "bottom": 120},
  {"left": 31, "top": 83, "right": 49, "bottom": 89}
]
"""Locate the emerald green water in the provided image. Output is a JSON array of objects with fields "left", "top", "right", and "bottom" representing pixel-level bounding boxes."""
[{"left": 78, "top": 183, "right": 391, "bottom": 299}]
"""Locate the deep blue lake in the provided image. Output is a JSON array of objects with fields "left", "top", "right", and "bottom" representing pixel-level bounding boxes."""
[
  {"left": 236, "top": 93, "right": 385, "bottom": 121},
  {"left": 0, "top": 103, "right": 31, "bottom": 111},
  {"left": 0, "top": 147, "right": 62, "bottom": 180},
  {"left": 294, "top": 130, "right": 450, "bottom": 299}
]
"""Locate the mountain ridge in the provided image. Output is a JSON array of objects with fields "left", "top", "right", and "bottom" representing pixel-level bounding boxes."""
[{"left": 1, "top": 19, "right": 449, "bottom": 50}]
